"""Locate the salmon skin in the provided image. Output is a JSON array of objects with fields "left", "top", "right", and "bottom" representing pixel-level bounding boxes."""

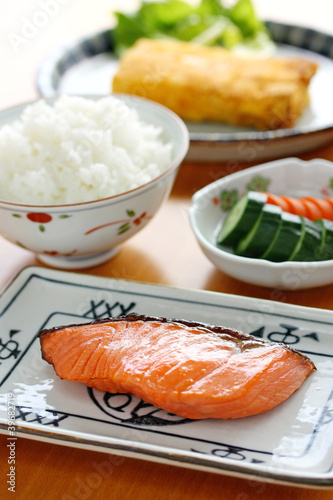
[{"left": 39, "top": 313, "right": 316, "bottom": 420}]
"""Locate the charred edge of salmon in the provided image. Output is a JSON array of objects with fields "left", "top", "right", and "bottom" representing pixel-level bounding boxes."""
[{"left": 38, "top": 312, "right": 316, "bottom": 369}]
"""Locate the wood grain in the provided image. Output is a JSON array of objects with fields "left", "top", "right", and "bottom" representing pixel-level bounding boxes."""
[{"left": 1, "top": 433, "right": 333, "bottom": 500}]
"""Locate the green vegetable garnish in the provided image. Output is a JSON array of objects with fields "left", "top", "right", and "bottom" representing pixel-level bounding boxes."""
[{"left": 112, "top": 0, "right": 274, "bottom": 56}]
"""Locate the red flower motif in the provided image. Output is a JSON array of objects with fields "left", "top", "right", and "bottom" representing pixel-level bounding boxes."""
[
  {"left": 133, "top": 212, "right": 147, "bottom": 225},
  {"left": 321, "top": 187, "right": 331, "bottom": 196},
  {"left": 27, "top": 213, "right": 52, "bottom": 223},
  {"left": 85, "top": 209, "right": 152, "bottom": 235},
  {"left": 42, "top": 249, "right": 77, "bottom": 257}
]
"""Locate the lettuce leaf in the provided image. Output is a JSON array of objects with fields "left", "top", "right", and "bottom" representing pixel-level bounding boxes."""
[
  {"left": 229, "top": 0, "right": 266, "bottom": 37},
  {"left": 113, "top": 0, "right": 273, "bottom": 55}
]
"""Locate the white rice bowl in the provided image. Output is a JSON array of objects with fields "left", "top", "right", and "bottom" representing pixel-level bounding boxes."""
[{"left": 0, "top": 95, "right": 173, "bottom": 205}]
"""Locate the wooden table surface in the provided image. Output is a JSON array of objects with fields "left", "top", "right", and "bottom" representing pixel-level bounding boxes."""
[{"left": 1, "top": 1, "right": 333, "bottom": 499}]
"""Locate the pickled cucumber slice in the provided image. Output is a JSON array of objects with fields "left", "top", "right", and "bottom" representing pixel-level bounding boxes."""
[
  {"left": 261, "top": 213, "right": 303, "bottom": 262},
  {"left": 289, "top": 218, "right": 322, "bottom": 262},
  {"left": 217, "top": 191, "right": 266, "bottom": 246},
  {"left": 236, "top": 204, "right": 282, "bottom": 257},
  {"left": 314, "top": 219, "right": 333, "bottom": 260}
]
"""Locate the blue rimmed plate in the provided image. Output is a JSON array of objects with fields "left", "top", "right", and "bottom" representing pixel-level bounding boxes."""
[
  {"left": 0, "top": 266, "right": 333, "bottom": 487},
  {"left": 36, "top": 22, "right": 333, "bottom": 162}
]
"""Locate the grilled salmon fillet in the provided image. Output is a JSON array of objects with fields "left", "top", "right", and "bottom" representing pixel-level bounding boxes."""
[
  {"left": 112, "top": 38, "right": 318, "bottom": 130},
  {"left": 39, "top": 313, "right": 315, "bottom": 420}
]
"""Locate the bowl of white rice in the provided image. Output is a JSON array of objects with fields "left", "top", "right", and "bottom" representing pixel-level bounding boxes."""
[{"left": 0, "top": 94, "right": 189, "bottom": 268}]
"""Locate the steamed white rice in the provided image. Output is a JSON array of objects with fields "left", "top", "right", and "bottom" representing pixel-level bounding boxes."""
[{"left": 0, "top": 95, "right": 173, "bottom": 205}]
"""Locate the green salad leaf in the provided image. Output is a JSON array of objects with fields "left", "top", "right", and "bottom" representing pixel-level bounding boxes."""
[{"left": 112, "top": 0, "right": 273, "bottom": 55}]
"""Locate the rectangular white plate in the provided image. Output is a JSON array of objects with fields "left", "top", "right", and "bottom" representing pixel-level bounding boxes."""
[{"left": 0, "top": 266, "right": 332, "bottom": 487}]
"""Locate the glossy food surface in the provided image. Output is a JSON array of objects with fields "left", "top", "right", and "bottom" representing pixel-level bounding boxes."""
[{"left": 40, "top": 314, "right": 315, "bottom": 420}]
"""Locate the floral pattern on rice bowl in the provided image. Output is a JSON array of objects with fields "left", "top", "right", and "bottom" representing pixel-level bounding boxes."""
[{"left": 12, "top": 207, "right": 152, "bottom": 258}]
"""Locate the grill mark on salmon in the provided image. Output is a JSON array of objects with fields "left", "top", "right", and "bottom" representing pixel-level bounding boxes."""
[{"left": 39, "top": 313, "right": 316, "bottom": 420}]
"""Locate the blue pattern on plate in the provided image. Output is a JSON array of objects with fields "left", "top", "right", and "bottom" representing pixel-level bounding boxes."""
[
  {"left": 266, "top": 21, "right": 333, "bottom": 58},
  {"left": 36, "top": 29, "right": 114, "bottom": 97}
]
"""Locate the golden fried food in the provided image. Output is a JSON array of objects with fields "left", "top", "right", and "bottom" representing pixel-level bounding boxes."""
[{"left": 112, "top": 38, "right": 318, "bottom": 130}]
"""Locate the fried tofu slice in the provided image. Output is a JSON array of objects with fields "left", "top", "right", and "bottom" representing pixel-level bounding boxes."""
[{"left": 112, "top": 38, "right": 318, "bottom": 130}]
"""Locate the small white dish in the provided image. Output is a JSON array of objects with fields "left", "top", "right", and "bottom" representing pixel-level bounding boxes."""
[{"left": 189, "top": 158, "right": 333, "bottom": 290}]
